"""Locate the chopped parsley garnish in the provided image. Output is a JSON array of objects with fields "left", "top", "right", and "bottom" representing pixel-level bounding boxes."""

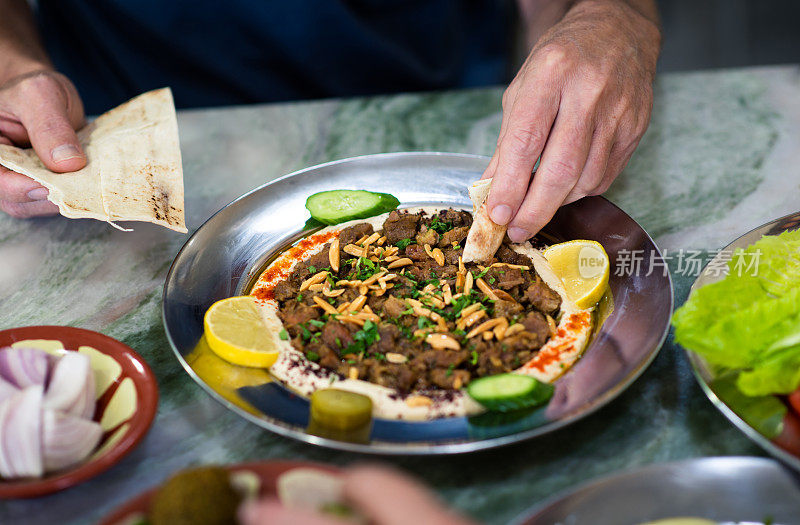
[
  {"left": 430, "top": 215, "right": 453, "bottom": 234},
  {"left": 474, "top": 267, "right": 490, "bottom": 280},
  {"left": 417, "top": 317, "right": 434, "bottom": 329},
  {"left": 446, "top": 364, "right": 455, "bottom": 377},
  {"left": 306, "top": 351, "right": 320, "bottom": 362},
  {"left": 335, "top": 337, "right": 342, "bottom": 348},
  {"left": 401, "top": 306, "right": 414, "bottom": 315},
  {"left": 296, "top": 293, "right": 303, "bottom": 302},
  {"left": 351, "top": 257, "right": 381, "bottom": 280},
  {"left": 396, "top": 238, "right": 415, "bottom": 249},
  {"left": 278, "top": 328, "right": 289, "bottom": 340},
  {"left": 488, "top": 277, "right": 496, "bottom": 284},
  {"left": 308, "top": 319, "right": 326, "bottom": 328},
  {"left": 470, "top": 350, "right": 479, "bottom": 365},
  {"left": 344, "top": 320, "right": 381, "bottom": 356},
  {"left": 308, "top": 265, "right": 317, "bottom": 273}
]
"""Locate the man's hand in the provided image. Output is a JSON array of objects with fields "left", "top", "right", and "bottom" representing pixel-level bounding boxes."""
[
  {"left": 0, "top": 70, "right": 86, "bottom": 218},
  {"left": 484, "top": 0, "right": 661, "bottom": 242},
  {"left": 239, "top": 465, "right": 477, "bottom": 525}
]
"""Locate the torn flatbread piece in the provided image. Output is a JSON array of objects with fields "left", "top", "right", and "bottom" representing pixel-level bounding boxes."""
[
  {"left": 0, "top": 88, "right": 187, "bottom": 233},
  {"left": 462, "top": 178, "right": 505, "bottom": 263}
]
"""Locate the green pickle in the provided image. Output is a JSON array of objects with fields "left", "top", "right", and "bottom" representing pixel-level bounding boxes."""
[{"left": 307, "top": 389, "right": 373, "bottom": 443}]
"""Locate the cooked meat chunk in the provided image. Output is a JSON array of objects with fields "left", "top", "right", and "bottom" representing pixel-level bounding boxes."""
[
  {"left": 404, "top": 243, "right": 428, "bottom": 261},
  {"left": 279, "top": 303, "right": 319, "bottom": 326},
  {"left": 366, "top": 362, "right": 417, "bottom": 392},
  {"left": 444, "top": 247, "right": 462, "bottom": 265},
  {"left": 523, "top": 281, "right": 562, "bottom": 315},
  {"left": 376, "top": 323, "right": 400, "bottom": 354},
  {"left": 414, "top": 349, "right": 468, "bottom": 369},
  {"left": 383, "top": 210, "right": 419, "bottom": 244},
  {"left": 307, "top": 343, "right": 339, "bottom": 369},
  {"left": 339, "top": 223, "right": 374, "bottom": 246},
  {"left": 495, "top": 245, "right": 533, "bottom": 267},
  {"left": 382, "top": 295, "right": 406, "bottom": 318},
  {"left": 522, "top": 311, "right": 551, "bottom": 344},
  {"left": 321, "top": 321, "right": 352, "bottom": 351},
  {"left": 272, "top": 281, "right": 297, "bottom": 302},
  {"left": 416, "top": 226, "right": 439, "bottom": 247},
  {"left": 493, "top": 267, "right": 525, "bottom": 290},
  {"left": 437, "top": 209, "right": 472, "bottom": 228},
  {"left": 305, "top": 246, "right": 331, "bottom": 272},
  {"left": 429, "top": 368, "right": 471, "bottom": 389},
  {"left": 438, "top": 226, "right": 469, "bottom": 248},
  {"left": 494, "top": 299, "right": 523, "bottom": 319}
]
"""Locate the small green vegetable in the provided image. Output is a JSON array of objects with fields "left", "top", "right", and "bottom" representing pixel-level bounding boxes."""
[
  {"left": 467, "top": 374, "right": 554, "bottom": 412},
  {"left": 306, "top": 190, "right": 400, "bottom": 225},
  {"left": 278, "top": 329, "right": 289, "bottom": 340},
  {"left": 396, "top": 238, "right": 415, "bottom": 250}
]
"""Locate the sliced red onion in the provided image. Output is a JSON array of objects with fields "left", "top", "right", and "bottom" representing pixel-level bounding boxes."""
[
  {"left": 0, "top": 386, "right": 43, "bottom": 478},
  {"left": 44, "top": 352, "right": 95, "bottom": 419},
  {"left": 0, "top": 376, "right": 19, "bottom": 404},
  {"left": 42, "top": 409, "right": 103, "bottom": 472},
  {"left": 0, "top": 347, "right": 50, "bottom": 388}
]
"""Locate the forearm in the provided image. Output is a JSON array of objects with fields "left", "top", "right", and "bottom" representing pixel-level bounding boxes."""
[
  {"left": 516, "top": 0, "right": 661, "bottom": 49},
  {"left": 0, "top": 0, "right": 52, "bottom": 82}
]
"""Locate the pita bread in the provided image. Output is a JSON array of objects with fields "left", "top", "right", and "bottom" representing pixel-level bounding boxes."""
[
  {"left": 0, "top": 88, "right": 187, "bottom": 233},
  {"left": 462, "top": 178, "right": 505, "bottom": 263}
]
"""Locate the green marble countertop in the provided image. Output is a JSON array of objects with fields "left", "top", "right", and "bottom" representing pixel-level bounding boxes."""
[{"left": 2, "top": 65, "right": 799, "bottom": 524}]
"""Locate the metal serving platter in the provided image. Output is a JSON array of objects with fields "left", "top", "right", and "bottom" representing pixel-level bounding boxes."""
[
  {"left": 512, "top": 456, "right": 800, "bottom": 525},
  {"left": 163, "top": 152, "right": 673, "bottom": 454},
  {"left": 687, "top": 211, "right": 800, "bottom": 471}
]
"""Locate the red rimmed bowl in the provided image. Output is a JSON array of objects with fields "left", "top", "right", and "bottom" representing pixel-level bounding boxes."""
[
  {"left": 0, "top": 325, "right": 159, "bottom": 498},
  {"left": 99, "top": 460, "right": 341, "bottom": 525}
]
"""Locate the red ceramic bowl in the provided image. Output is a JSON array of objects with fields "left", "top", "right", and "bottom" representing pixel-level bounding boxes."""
[
  {"left": 0, "top": 326, "right": 159, "bottom": 498},
  {"left": 99, "top": 460, "right": 341, "bottom": 525}
]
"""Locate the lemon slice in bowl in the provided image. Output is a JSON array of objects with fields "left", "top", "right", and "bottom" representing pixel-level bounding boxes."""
[
  {"left": 543, "top": 240, "right": 609, "bottom": 309},
  {"left": 204, "top": 296, "right": 279, "bottom": 368}
]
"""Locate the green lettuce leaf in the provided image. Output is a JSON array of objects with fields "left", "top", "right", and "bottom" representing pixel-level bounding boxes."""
[{"left": 673, "top": 229, "right": 800, "bottom": 397}]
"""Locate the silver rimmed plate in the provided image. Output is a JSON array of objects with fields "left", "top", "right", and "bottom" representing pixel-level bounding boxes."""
[
  {"left": 687, "top": 211, "right": 800, "bottom": 471},
  {"left": 162, "top": 152, "right": 673, "bottom": 454},
  {"left": 512, "top": 456, "right": 800, "bottom": 525}
]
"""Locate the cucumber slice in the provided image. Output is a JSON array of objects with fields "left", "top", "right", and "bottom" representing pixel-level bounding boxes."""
[
  {"left": 467, "top": 374, "right": 554, "bottom": 412},
  {"left": 305, "top": 190, "right": 400, "bottom": 225}
]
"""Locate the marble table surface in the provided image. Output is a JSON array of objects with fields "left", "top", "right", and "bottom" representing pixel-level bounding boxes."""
[{"left": 1, "top": 64, "right": 799, "bottom": 524}]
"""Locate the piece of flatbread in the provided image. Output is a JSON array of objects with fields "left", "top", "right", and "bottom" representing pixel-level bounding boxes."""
[
  {"left": 0, "top": 88, "right": 187, "bottom": 233},
  {"left": 462, "top": 178, "right": 505, "bottom": 263}
]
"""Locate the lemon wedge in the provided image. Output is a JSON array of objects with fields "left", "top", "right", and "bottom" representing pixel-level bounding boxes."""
[
  {"left": 204, "top": 296, "right": 279, "bottom": 368},
  {"left": 543, "top": 240, "right": 609, "bottom": 309}
]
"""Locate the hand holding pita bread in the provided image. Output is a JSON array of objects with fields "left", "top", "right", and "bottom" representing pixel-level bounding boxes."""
[
  {"left": 0, "top": 70, "right": 87, "bottom": 218},
  {"left": 481, "top": 0, "right": 660, "bottom": 243}
]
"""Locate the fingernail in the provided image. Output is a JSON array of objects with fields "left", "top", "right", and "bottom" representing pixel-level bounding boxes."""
[
  {"left": 237, "top": 501, "right": 259, "bottom": 525},
  {"left": 27, "top": 188, "right": 49, "bottom": 200},
  {"left": 51, "top": 144, "right": 83, "bottom": 163},
  {"left": 490, "top": 204, "right": 512, "bottom": 225},
  {"left": 508, "top": 227, "right": 530, "bottom": 243}
]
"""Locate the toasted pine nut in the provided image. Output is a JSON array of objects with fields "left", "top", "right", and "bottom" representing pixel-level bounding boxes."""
[
  {"left": 443, "top": 283, "right": 452, "bottom": 305},
  {"left": 340, "top": 315, "right": 366, "bottom": 327},
  {"left": 432, "top": 248, "right": 445, "bottom": 266},
  {"left": 336, "top": 301, "right": 351, "bottom": 313},
  {"left": 466, "top": 318, "right": 505, "bottom": 338},
  {"left": 436, "top": 316, "right": 448, "bottom": 332},
  {"left": 504, "top": 323, "right": 526, "bottom": 337},
  {"left": 387, "top": 257, "right": 413, "bottom": 269},
  {"left": 323, "top": 288, "right": 345, "bottom": 298},
  {"left": 459, "top": 303, "right": 483, "bottom": 318},
  {"left": 343, "top": 244, "right": 364, "bottom": 257},
  {"left": 546, "top": 314, "right": 558, "bottom": 337},
  {"left": 386, "top": 352, "right": 407, "bottom": 364},
  {"left": 329, "top": 237, "right": 340, "bottom": 272},
  {"left": 483, "top": 331, "right": 494, "bottom": 340},
  {"left": 312, "top": 295, "right": 338, "bottom": 315},
  {"left": 426, "top": 296, "right": 445, "bottom": 309},
  {"left": 364, "top": 232, "right": 381, "bottom": 246},
  {"left": 490, "top": 356, "right": 503, "bottom": 368},
  {"left": 384, "top": 246, "right": 399, "bottom": 256},
  {"left": 308, "top": 283, "right": 324, "bottom": 292},
  {"left": 458, "top": 256, "right": 465, "bottom": 273},
  {"left": 493, "top": 318, "right": 509, "bottom": 340},
  {"left": 422, "top": 283, "right": 436, "bottom": 294},
  {"left": 457, "top": 309, "right": 486, "bottom": 330},
  {"left": 463, "top": 271, "right": 474, "bottom": 295},
  {"left": 362, "top": 270, "right": 387, "bottom": 286},
  {"left": 492, "top": 289, "right": 516, "bottom": 302},
  {"left": 350, "top": 294, "right": 367, "bottom": 311},
  {"left": 476, "top": 278, "right": 499, "bottom": 300},
  {"left": 357, "top": 312, "right": 381, "bottom": 324},
  {"left": 358, "top": 284, "right": 368, "bottom": 296},
  {"left": 456, "top": 272, "right": 465, "bottom": 292},
  {"left": 377, "top": 235, "right": 387, "bottom": 246},
  {"left": 426, "top": 333, "right": 461, "bottom": 350},
  {"left": 349, "top": 367, "right": 359, "bottom": 380},
  {"left": 300, "top": 271, "right": 329, "bottom": 292},
  {"left": 453, "top": 376, "right": 464, "bottom": 389},
  {"left": 355, "top": 235, "right": 369, "bottom": 246},
  {"left": 406, "top": 395, "right": 432, "bottom": 408},
  {"left": 490, "top": 262, "right": 530, "bottom": 271},
  {"left": 384, "top": 255, "right": 400, "bottom": 263}
]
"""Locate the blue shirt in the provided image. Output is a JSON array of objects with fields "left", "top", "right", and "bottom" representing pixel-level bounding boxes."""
[{"left": 37, "top": 1, "right": 512, "bottom": 113}]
